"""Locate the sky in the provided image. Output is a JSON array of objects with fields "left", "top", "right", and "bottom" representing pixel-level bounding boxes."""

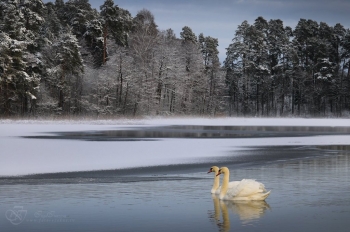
[{"left": 45, "top": 0, "right": 350, "bottom": 63}]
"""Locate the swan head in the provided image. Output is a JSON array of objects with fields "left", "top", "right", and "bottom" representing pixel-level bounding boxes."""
[
  {"left": 217, "top": 167, "right": 229, "bottom": 176},
  {"left": 208, "top": 166, "right": 219, "bottom": 174}
]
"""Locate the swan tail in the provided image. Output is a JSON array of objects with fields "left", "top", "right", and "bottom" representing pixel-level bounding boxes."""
[
  {"left": 256, "top": 191, "right": 271, "bottom": 201},
  {"left": 258, "top": 183, "right": 267, "bottom": 193}
]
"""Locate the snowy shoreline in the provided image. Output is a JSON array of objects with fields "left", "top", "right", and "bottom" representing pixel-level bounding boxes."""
[{"left": 1, "top": 117, "right": 350, "bottom": 126}]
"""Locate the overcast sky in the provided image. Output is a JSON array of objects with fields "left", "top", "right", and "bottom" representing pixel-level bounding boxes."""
[{"left": 46, "top": 0, "right": 350, "bottom": 62}]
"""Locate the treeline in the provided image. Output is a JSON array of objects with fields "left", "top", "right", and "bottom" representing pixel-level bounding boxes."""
[
  {"left": 225, "top": 17, "right": 350, "bottom": 117},
  {"left": 0, "top": 0, "right": 350, "bottom": 118},
  {"left": 0, "top": 0, "right": 224, "bottom": 117}
]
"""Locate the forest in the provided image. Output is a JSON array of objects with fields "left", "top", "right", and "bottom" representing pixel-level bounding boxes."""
[{"left": 1, "top": 0, "right": 350, "bottom": 118}]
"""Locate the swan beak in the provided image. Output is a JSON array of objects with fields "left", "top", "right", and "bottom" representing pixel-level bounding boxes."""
[
  {"left": 207, "top": 169, "right": 212, "bottom": 174},
  {"left": 216, "top": 171, "right": 221, "bottom": 176}
]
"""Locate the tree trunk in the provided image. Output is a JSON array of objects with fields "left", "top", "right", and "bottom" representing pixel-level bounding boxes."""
[
  {"left": 133, "top": 102, "right": 137, "bottom": 116},
  {"left": 291, "top": 78, "right": 294, "bottom": 115},
  {"left": 119, "top": 73, "right": 123, "bottom": 105},
  {"left": 59, "top": 70, "right": 65, "bottom": 111},
  {"left": 103, "top": 26, "right": 108, "bottom": 65},
  {"left": 256, "top": 81, "right": 259, "bottom": 116},
  {"left": 4, "top": 82, "right": 10, "bottom": 116},
  {"left": 298, "top": 79, "right": 301, "bottom": 116},
  {"left": 123, "top": 82, "right": 128, "bottom": 115},
  {"left": 347, "top": 67, "right": 350, "bottom": 111},
  {"left": 23, "top": 95, "right": 28, "bottom": 116}
]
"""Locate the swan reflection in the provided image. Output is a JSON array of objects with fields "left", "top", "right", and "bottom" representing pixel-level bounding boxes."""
[
  {"left": 209, "top": 194, "right": 270, "bottom": 231},
  {"left": 224, "top": 200, "right": 270, "bottom": 223}
]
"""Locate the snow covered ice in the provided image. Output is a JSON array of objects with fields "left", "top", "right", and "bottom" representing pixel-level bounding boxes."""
[{"left": 1, "top": 118, "right": 350, "bottom": 176}]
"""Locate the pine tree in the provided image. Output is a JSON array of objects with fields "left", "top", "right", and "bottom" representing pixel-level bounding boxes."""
[
  {"left": 100, "top": 0, "right": 133, "bottom": 65},
  {"left": 83, "top": 19, "right": 104, "bottom": 67},
  {"left": 180, "top": 26, "right": 197, "bottom": 44},
  {"left": 225, "top": 20, "right": 251, "bottom": 116},
  {"left": 0, "top": 33, "right": 40, "bottom": 115},
  {"left": 63, "top": 0, "right": 97, "bottom": 37},
  {"left": 252, "top": 17, "right": 269, "bottom": 115},
  {"left": 0, "top": 0, "right": 44, "bottom": 115},
  {"left": 51, "top": 28, "right": 84, "bottom": 112},
  {"left": 198, "top": 33, "right": 220, "bottom": 114},
  {"left": 43, "top": 2, "right": 62, "bottom": 39}
]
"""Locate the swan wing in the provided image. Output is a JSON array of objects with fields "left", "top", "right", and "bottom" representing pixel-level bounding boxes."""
[
  {"left": 228, "top": 181, "right": 241, "bottom": 189},
  {"left": 215, "top": 181, "right": 240, "bottom": 194},
  {"left": 226, "top": 179, "right": 267, "bottom": 198}
]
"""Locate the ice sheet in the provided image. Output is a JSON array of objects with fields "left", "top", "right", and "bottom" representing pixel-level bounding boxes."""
[{"left": 1, "top": 118, "right": 350, "bottom": 176}]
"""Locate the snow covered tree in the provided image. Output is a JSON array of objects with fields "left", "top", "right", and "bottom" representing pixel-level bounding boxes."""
[
  {"left": 199, "top": 33, "right": 220, "bottom": 70},
  {"left": 3, "top": 1, "right": 350, "bottom": 117},
  {"left": 342, "top": 29, "right": 350, "bottom": 112},
  {"left": 57, "top": 0, "right": 98, "bottom": 38},
  {"left": 54, "top": 0, "right": 65, "bottom": 21},
  {"left": 251, "top": 17, "right": 269, "bottom": 116},
  {"left": 0, "top": 0, "right": 44, "bottom": 115},
  {"left": 42, "top": 2, "right": 62, "bottom": 39},
  {"left": 100, "top": 0, "right": 133, "bottom": 65},
  {"left": 48, "top": 29, "right": 84, "bottom": 113},
  {"left": 292, "top": 19, "right": 320, "bottom": 115},
  {"left": 0, "top": 33, "right": 40, "bottom": 115},
  {"left": 21, "top": 0, "right": 45, "bottom": 30},
  {"left": 130, "top": 8, "right": 158, "bottom": 64},
  {"left": 180, "top": 26, "right": 197, "bottom": 44},
  {"left": 224, "top": 20, "right": 250, "bottom": 116},
  {"left": 198, "top": 33, "right": 221, "bottom": 114},
  {"left": 128, "top": 9, "right": 160, "bottom": 115},
  {"left": 330, "top": 23, "right": 347, "bottom": 115},
  {"left": 83, "top": 19, "right": 104, "bottom": 67},
  {"left": 267, "top": 20, "right": 295, "bottom": 116}
]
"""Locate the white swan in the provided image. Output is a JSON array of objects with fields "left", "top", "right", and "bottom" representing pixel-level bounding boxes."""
[
  {"left": 216, "top": 167, "right": 271, "bottom": 201},
  {"left": 208, "top": 166, "right": 242, "bottom": 194}
]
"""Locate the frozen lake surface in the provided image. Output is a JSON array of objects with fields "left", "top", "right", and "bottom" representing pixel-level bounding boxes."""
[{"left": 1, "top": 118, "right": 350, "bottom": 231}]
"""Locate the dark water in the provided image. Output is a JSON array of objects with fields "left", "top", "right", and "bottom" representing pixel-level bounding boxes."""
[
  {"left": 22, "top": 125, "right": 350, "bottom": 141},
  {"left": 1, "top": 126, "right": 350, "bottom": 231}
]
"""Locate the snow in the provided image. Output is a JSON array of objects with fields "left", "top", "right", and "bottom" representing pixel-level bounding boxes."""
[
  {"left": 19, "top": 71, "right": 31, "bottom": 80},
  {"left": 26, "top": 91, "right": 37, "bottom": 100},
  {"left": 1, "top": 118, "right": 350, "bottom": 176},
  {"left": 258, "top": 65, "right": 268, "bottom": 71}
]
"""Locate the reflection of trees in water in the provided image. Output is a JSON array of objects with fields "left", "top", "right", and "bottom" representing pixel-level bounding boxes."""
[
  {"left": 276, "top": 150, "right": 350, "bottom": 173},
  {"left": 208, "top": 194, "right": 270, "bottom": 232},
  {"left": 316, "top": 145, "right": 350, "bottom": 152}
]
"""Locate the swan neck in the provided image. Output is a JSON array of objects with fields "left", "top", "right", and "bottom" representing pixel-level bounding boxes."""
[
  {"left": 222, "top": 170, "right": 230, "bottom": 187},
  {"left": 220, "top": 171, "right": 230, "bottom": 199},
  {"left": 212, "top": 174, "right": 220, "bottom": 193}
]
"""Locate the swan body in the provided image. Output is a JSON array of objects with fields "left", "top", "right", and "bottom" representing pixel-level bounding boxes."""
[
  {"left": 217, "top": 167, "right": 270, "bottom": 201},
  {"left": 208, "top": 166, "right": 241, "bottom": 194}
]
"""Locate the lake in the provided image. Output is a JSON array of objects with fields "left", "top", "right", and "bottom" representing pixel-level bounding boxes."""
[{"left": 1, "top": 118, "right": 350, "bottom": 231}]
